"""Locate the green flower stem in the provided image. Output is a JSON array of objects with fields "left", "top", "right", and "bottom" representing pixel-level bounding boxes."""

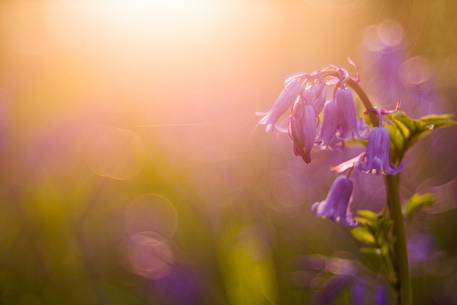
[
  {"left": 386, "top": 174, "right": 412, "bottom": 305},
  {"left": 346, "top": 78, "right": 378, "bottom": 124}
]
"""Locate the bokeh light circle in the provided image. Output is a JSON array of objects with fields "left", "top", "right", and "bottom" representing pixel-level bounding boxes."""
[
  {"left": 126, "top": 231, "right": 174, "bottom": 280},
  {"left": 83, "top": 125, "right": 144, "bottom": 180},
  {"left": 399, "top": 56, "right": 432, "bottom": 86},
  {"left": 124, "top": 193, "right": 178, "bottom": 238}
]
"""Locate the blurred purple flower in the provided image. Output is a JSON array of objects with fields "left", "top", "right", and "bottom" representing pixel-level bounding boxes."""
[
  {"left": 362, "top": 20, "right": 406, "bottom": 105},
  {"left": 153, "top": 265, "right": 201, "bottom": 305},
  {"left": 351, "top": 280, "right": 366, "bottom": 305},
  {"left": 312, "top": 175, "right": 356, "bottom": 226},
  {"left": 257, "top": 74, "right": 304, "bottom": 132},
  {"left": 288, "top": 99, "right": 317, "bottom": 164},
  {"left": 407, "top": 233, "right": 435, "bottom": 265},
  {"left": 358, "top": 127, "right": 402, "bottom": 175},
  {"left": 362, "top": 20, "right": 441, "bottom": 116},
  {"left": 369, "top": 47, "right": 405, "bottom": 104},
  {"left": 374, "top": 284, "right": 388, "bottom": 305},
  {"left": 298, "top": 254, "right": 394, "bottom": 305},
  {"left": 314, "top": 275, "right": 352, "bottom": 305},
  {"left": 399, "top": 56, "right": 441, "bottom": 117}
]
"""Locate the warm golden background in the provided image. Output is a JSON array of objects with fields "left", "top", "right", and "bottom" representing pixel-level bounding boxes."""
[{"left": 0, "top": 1, "right": 456, "bottom": 304}]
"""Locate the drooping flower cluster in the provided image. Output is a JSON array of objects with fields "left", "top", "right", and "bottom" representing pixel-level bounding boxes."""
[
  {"left": 257, "top": 64, "right": 403, "bottom": 226},
  {"left": 257, "top": 65, "right": 367, "bottom": 164}
]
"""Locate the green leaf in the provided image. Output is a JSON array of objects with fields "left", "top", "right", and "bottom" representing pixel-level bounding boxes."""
[
  {"left": 355, "top": 217, "right": 373, "bottom": 226},
  {"left": 403, "top": 193, "right": 435, "bottom": 219},
  {"left": 355, "top": 210, "right": 379, "bottom": 226},
  {"left": 351, "top": 227, "right": 376, "bottom": 245},
  {"left": 345, "top": 138, "right": 368, "bottom": 148},
  {"left": 357, "top": 210, "right": 378, "bottom": 220},
  {"left": 360, "top": 247, "right": 381, "bottom": 256},
  {"left": 419, "top": 114, "right": 456, "bottom": 128},
  {"left": 386, "top": 112, "right": 455, "bottom": 161}
]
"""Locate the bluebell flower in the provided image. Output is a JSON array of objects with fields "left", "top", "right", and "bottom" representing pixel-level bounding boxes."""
[
  {"left": 288, "top": 100, "right": 317, "bottom": 163},
  {"left": 318, "top": 100, "right": 340, "bottom": 148},
  {"left": 358, "top": 127, "right": 402, "bottom": 175},
  {"left": 257, "top": 74, "right": 304, "bottom": 132},
  {"left": 303, "top": 79, "right": 326, "bottom": 114},
  {"left": 312, "top": 175, "right": 356, "bottom": 226},
  {"left": 335, "top": 86, "right": 361, "bottom": 139},
  {"left": 318, "top": 86, "right": 367, "bottom": 149}
]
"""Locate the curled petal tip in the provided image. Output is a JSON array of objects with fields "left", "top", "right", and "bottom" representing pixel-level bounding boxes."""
[
  {"left": 347, "top": 57, "right": 360, "bottom": 83},
  {"left": 302, "top": 154, "right": 312, "bottom": 164},
  {"left": 395, "top": 98, "right": 401, "bottom": 111},
  {"left": 257, "top": 76, "right": 303, "bottom": 132},
  {"left": 331, "top": 153, "right": 364, "bottom": 174},
  {"left": 265, "top": 124, "right": 274, "bottom": 132}
]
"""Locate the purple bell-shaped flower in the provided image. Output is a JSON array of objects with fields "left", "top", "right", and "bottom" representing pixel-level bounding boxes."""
[
  {"left": 288, "top": 99, "right": 317, "bottom": 164},
  {"left": 335, "top": 86, "right": 361, "bottom": 139},
  {"left": 358, "top": 126, "right": 402, "bottom": 175},
  {"left": 312, "top": 175, "right": 356, "bottom": 226},
  {"left": 257, "top": 74, "right": 304, "bottom": 132},
  {"left": 303, "top": 79, "right": 326, "bottom": 114},
  {"left": 319, "top": 100, "right": 340, "bottom": 148}
]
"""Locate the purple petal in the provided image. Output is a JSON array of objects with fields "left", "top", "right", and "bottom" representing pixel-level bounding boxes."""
[
  {"left": 258, "top": 76, "right": 303, "bottom": 131},
  {"left": 319, "top": 100, "right": 340, "bottom": 148},
  {"left": 335, "top": 86, "right": 359, "bottom": 139},
  {"left": 312, "top": 175, "right": 356, "bottom": 226}
]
